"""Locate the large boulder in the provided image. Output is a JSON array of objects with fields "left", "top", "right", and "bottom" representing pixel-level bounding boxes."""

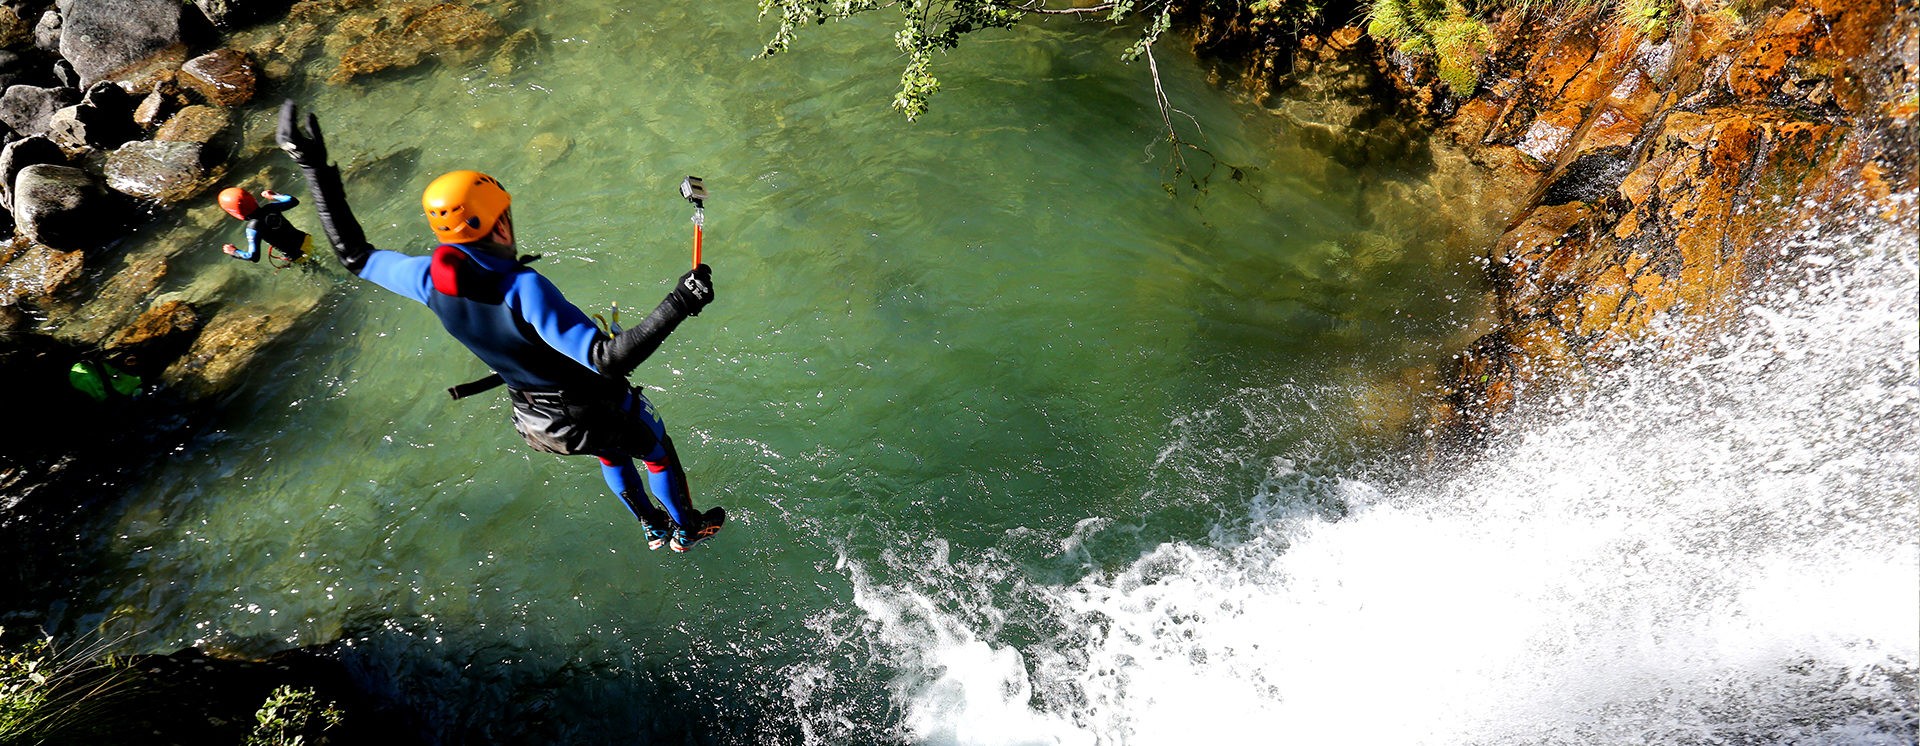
[
  {"left": 0, "top": 84, "right": 77, "bottom": 136},
  {"left": 103, "top": 138, "right": 217, "bottom": 204},
  {"left": 13, "top": 162, "right": 120, "bottom": 249},
  {"left": 57, "top": 0, "right": 186, "bottom": 90}
]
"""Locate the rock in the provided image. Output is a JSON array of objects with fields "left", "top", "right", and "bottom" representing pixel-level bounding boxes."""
[
  {"left": 178, "top": 49, "right": 255, "bottom": 107},
  {"left": 49, "top": 57, "right": 76, "bottom": 88},
  {"left": 487, "top": 27, "right": 535, "bottom": 76},
  {"left": 81, "top": 80, "right": 133, "bottom": 113},
  {"left": 0, "top": 135, "right": 66, "bottom": 210},
  {"left": 191, "top": 0, "right": 289, "bottom": 30},
  {"left": 152, "top": 104, "right": 228, "bottom": 144},
  {"left": 47, "top": 100, "right": 135, "bottom": 151},
  {"left": 31, "top": 8, "right": 57, "bottom": 53},
  {"left": 103, "top": 298, "right": 200, "bottom": 376},
  {"left": 132, "top": 85, "right": 176, "bottom": 130},
  {"left": 0, "top": 84, "right": 77, "bottom": 136},
  {"left": 57, "top": 0, "right": 186, "bottom": 90},
  {"left": 0, "top": 242, "right": 84, "bottom": 305},
  {"left": 1538, "top": 146, "right": 1633, "bottom": 206},
  {"left": 525, "top": 131, "right": 569, "bottom": 164},
  {"left": 50, "top": 249, "right": 168, "bottom": 346},
  {"left": 103, "top": 138, "right": 218, "bottom": 204},
  {"left": 161, "top": 290, "right": 320, "bottom": 399},
  {"left": 13, "top": 163, "right": 120, "bottom": 249}
]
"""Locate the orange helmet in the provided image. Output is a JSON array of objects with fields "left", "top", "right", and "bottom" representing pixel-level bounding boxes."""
[
  {"left": 422, "top": 170, "right": 512, "bottom": 244},
  {"left": 218, "top": 187, "right": 256, "bottom": 220}
]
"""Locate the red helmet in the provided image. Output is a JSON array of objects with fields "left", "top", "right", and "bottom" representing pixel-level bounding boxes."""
[{"left": 218, "top": 187, "right": 257, "bottom": 220}]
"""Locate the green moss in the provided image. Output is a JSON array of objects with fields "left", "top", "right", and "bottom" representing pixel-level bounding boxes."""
[
  {"left": 1615, "top": 0, "right": 1674, "bottom": 36},
  {"left": 1367, "top": 0, "right": 1490, "bottom": 94}
]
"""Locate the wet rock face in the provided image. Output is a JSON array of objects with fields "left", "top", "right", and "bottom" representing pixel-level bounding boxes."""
[
  {"left": 1420, "top": 0, "right": 1915, "bottom": 436},
  {"left": 0, "top": 243, "right": 85, "bottom": 305},
  {"left": 104, "top": 139, "right": 220, "bottom": 204},
  {"left": 179, "top": 49, "right": 257, "bottom": 107}
]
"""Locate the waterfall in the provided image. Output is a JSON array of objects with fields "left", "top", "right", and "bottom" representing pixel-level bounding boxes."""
[{"left": 809, "top": 212, "right": 1919, "bottom": 744}]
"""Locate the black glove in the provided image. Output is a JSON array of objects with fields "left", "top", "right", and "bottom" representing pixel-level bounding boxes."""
[
  {"left": 277, "top": 99, "right": 328, "bottom": 168},
  {"left": 670, "top": 264, "right": 714, "bottom": 316}
]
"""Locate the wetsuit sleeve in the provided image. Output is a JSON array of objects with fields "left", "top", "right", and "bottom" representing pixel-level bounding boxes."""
[
  {"left": 234, "top": 223, "right": 261, "bottom": 261},
  {"left": 291, "top": 161, "right": 375, "bottom": 274},
  {"left": 256, "top": 193, "right": 298, "bottom": 216},
  {"left": 508, "top": 273, "right": 606, "bottom": 370},
  {"left": 357, "top": 251, "right": 435, "bottom": 305},
  {"left": 589, "top": 291, "right": 692, "bottom": 379}
]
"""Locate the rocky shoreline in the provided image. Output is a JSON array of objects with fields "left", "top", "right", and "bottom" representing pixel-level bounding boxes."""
[
  {"left": 0, "top": 0, "right": 534, "bottom": 547},
  {"left": 0, "top": 1, "right": 525, "bottom": 738}
]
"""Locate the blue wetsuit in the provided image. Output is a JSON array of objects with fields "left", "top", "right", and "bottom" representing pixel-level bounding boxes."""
[{"left": 354, "top": 244, "right": 701, "bottom": 528}]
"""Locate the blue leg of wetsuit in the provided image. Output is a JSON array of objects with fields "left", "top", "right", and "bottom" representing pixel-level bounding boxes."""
[
  {"left": 599, "top": 458, "right": 670, "bottom": 525},
  {"left": 596, "top": 389, "right": 695, "bottom": 527}
]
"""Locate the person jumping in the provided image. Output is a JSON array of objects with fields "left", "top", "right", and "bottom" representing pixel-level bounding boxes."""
[{"left": 274, "top": 100, "right": 725, "bottom": 553}]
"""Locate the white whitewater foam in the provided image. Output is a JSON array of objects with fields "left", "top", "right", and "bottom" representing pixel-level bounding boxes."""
[{"left": 809, "top": 216, "right": 1918, "bottom": 744}]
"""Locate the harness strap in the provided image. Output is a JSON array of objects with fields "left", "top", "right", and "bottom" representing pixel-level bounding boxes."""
[{"left": 448, "top": 372, "right": 506, "bottom": 400}]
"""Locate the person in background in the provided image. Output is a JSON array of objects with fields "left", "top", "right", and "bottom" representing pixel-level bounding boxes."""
[
  {"left": 218, "top": 187, "right": 311, "bottom": 266},
  {"left": 273, "top": 100, "right": 726, "bottom": 552}
]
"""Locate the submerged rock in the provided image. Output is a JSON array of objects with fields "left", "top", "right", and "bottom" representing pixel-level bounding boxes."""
[
  {"left": 161, "top": 289, "right": 321, "bottom": 399},
  {"left": 328, "top": 2, "right": 504, "bottom": 84},
  {"left": 104, "top": 298, "right": 202, "bottom": 377}
]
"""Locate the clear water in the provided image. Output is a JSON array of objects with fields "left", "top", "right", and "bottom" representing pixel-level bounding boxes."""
[{"left": 56, "top": 1, "right": 1917, "bottom": 743}]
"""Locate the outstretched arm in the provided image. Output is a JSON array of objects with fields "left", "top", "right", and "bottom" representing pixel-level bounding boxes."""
[{"left": 277, "top": 100, "right": 376, "bottom": 275}]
